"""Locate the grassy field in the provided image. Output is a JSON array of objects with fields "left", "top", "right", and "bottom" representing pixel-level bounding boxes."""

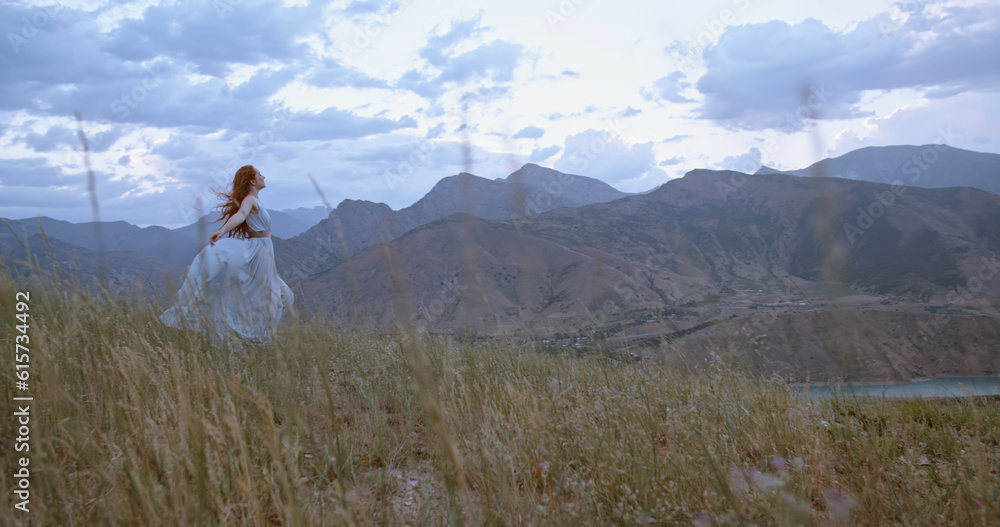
[{"left": 1, "top": 273, "right": 998, "bottom": 526}]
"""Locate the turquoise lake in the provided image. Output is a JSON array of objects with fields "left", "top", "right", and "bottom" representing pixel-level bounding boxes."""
[{"left": 800, "top": 377, "right": 1000, "bottom": 398}]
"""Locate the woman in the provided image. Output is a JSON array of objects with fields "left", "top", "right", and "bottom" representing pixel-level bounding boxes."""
[{"left": 161, "top": 165, "right": 294, "bottom": 343}]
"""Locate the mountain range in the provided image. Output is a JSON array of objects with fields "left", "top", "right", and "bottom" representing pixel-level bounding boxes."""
[
  {"left": 756, "top": 144, "right": 1000, "bottom": 195},
  {"left": 277, "top": 163, "right": 628, "bottom": 278},
  {"left": 297, "top": 167, "right": 1000, "bottom": 377},
  {"left": 3, "top": 144, "right": 999, "bottom": 380}
]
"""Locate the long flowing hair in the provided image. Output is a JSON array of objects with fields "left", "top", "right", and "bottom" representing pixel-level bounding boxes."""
[{"left": 214, "top": 165, "right": 257, "bottom": 240}]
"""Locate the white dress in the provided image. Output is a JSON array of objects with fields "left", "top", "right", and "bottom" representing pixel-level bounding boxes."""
[{"left": 160, "top": 199, "right": 294, "bottom": 343}]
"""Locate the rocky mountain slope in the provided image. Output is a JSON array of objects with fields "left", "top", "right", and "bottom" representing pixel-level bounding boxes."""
[
  {"left": 299, "top": 169, "right": 1000, "bottom": 325},
  {"left": 293, "top": 169, "right": 1000, "bottom": 380},
  {"left": 277, "top": 164, "right": 628, "bottom": 277},
  {"left": 766, "top": 145, "right": 1000, "bottom": 195}
]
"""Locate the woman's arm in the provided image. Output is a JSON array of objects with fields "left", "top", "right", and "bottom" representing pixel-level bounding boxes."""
[{"left": 209, "top": 196, "right": 257, "bottom": 245}]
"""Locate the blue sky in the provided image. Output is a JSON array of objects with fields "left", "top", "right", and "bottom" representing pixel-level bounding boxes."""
[{"left": 1, "top": 0, "right": 998, "bottom": 227}]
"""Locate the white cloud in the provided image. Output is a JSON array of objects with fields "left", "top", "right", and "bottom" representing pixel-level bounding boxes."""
[
  {"left": 715, "top": 147, "right": 762, "bottom": 174},
  {"left": 513, "top": 126, "right": 544, "bottom": 139},
  {"left": 643, "top": 72, "right": 696, "bottom": 104},
  {"left": 695, "top": 2, "right": 1000, "bottom": 130},
  {"left": 828, "top": 91, "right": 1000, "bottom": 158},
  {"left": 553, "top": 129, "right": 660, "bottom": 187},
  {"left": 528, "top": 145, "right": 560, "bottom": 162},
  {"left": 102, "top": 0, "right": 323, "bottom": 76}
]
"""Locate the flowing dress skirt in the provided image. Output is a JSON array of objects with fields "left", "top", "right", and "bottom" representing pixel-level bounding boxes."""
[{"left": 160, "top": 237, "right": 294, "bottom": 343}]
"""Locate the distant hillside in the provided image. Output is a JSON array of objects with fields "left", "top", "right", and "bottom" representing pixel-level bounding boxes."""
[
  {"left": 623, "top": 169, "right": 1000, "bottom": 296},
  {"left": 782, "top": 145, "right": 1000, "bottom": 195},
  {"left": 278, "top": 164, "right": 628, "bottom": 278},
  {"left": 2, "top": 217, "right": 201, "bottom": 268},
  {"left": 401, "top": 163, "right": 627, "bottom": 222},
  {"left": 280, "top": 206, "right": 330, "bottom": 231},
  {"left": 302, "top": 169, "right": 1000, "bottom": 327},
  {"left": 294, "top": 169, "right": 1000, "bottom": 380},
  {"left": 754, "top": 165, "right": 793, "bottom": 176},
  {"left": 297, "top": 212, "right": 691, "bottom": 332},
  {"left": 0, "top": 205, "right": 317, "bottom": 274},
  {"left": 0, "top": 232, "right": 183, "bottom": 292}
]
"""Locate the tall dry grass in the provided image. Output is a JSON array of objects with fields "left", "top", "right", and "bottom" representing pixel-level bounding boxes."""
[{"left": 0, "top": 268, "right": 998, "bottom": 526}]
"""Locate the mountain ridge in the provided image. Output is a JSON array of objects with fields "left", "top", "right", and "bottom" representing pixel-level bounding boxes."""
[
  {"left": 278, "top": 164, "right": 629, "bottom": 278},
  {"left": 783, "top": 144, "right": 1000, "bottom": 194},
  {"left": 290, "top": 167, "right": 1000, "bottom": 380}
]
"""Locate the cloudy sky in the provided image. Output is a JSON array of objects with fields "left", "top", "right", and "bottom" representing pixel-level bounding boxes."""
[{"left": 1, "top": 0, "right": 998, "bottom": 227}]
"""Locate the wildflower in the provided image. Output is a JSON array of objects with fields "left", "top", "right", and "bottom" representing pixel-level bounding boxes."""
[
  {"left": 750, "top": 469, "right": 784, "bottom": 491},
  {"left": 824, "top": 488, "right": 856, "bottom": 524},
  {"left": 728, "top": 467, "right": 749, "bottom": 495}
]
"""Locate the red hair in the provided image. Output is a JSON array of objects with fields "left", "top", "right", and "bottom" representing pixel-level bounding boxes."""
[{"left": 214, "top": 165, "right": 257, "bottom": 240}]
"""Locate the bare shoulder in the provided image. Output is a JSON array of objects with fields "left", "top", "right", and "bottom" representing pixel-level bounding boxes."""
[{"left": 240, "top": 195, "right": 260, "bottom": 214}]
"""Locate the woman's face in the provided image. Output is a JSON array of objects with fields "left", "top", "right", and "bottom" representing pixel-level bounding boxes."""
[{"left": 253, "top": 169, "right": 266, "bottom": 191}]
